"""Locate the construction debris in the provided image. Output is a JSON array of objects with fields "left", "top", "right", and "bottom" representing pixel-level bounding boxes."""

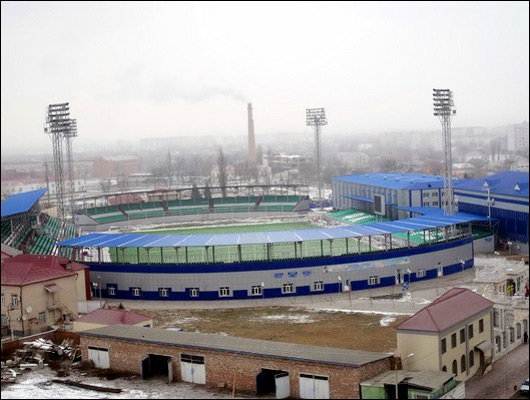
[{"left": 1, "top": 337, "right": 79, "bottom": 384}]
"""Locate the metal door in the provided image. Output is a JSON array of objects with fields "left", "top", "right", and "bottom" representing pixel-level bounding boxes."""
[
  {"left": 141, "top": 356, "right": 149, "bottom": 380},
  {"left": 313, "top": 376, "right": 329, "bottom": 399},
  {"left": 275, "top": 371, "right": 290, "bottom": 399},
  {"left": 88, "top": 346, "right": 110, "bottom": 369}
]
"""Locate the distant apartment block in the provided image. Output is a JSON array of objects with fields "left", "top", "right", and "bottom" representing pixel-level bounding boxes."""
[{"left": 92, "top": 155, "right": 142, "bottom": 178}]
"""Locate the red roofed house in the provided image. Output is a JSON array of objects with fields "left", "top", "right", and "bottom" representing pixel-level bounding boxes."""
[
  {"left": 396, "top": 288, "right": 494, "bottom": 382},
  {"left": 1, "top": 254, "right": 91, "bottom": 337},
  {"left": 73, "top": 308, "right": 153, "bottom": 332}
]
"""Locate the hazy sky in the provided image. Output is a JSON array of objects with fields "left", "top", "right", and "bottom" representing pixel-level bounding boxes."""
[{"left": 1, "top": 1, "right": 528, "bottom": 153}]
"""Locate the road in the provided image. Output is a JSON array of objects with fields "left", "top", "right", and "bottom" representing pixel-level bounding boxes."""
[{"left": 466, "top": 344, "right": 530, "bottom": 399}]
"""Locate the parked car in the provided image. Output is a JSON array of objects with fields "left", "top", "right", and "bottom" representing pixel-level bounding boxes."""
[{"left": 521, "top": 378, "right": 529, "bottom": 396}]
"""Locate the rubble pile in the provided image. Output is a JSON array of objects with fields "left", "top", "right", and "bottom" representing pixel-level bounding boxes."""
[{"left": 1, "top": 337, "right": 80, "bottom": 384}]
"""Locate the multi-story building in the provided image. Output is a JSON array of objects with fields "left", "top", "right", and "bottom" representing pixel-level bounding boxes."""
[
  {"left": 396, "top": 288, "right": 494, "bottom": 382},
  {"left": 474, "top": 259, "right": 529, "bottom": 360},
  {"left": 506, "top": 121, "right": 529, "bottom": 153},
  {"left": 1, "top": 254, "right": 90, "bottom": 337},
  {"left": 455, "top": 170, "right": 529, "bottom": 253},
  {"left": 332, "top": 173, "right": 447, "bottom": 220}
]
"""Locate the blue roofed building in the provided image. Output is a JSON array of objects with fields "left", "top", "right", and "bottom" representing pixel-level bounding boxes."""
[
  {"left": 454, "top": 171, "right": 529, "bottom": 252},
  {"left": 332, "top": 173, "right": 450, "bottom": 220}
]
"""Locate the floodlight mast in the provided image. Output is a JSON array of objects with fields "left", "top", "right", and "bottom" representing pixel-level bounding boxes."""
[
  {"left": 433, "top": 89, "right": 457, "bottom": 215},
  {"left": 306, "top": 108, "right": 327, "bottom": 210},
  {"left": 64, "top": 119, "right": 77, "bottom": 223},
  {"left": 44, "top": 103, "right": 70, "bottom": 221}
]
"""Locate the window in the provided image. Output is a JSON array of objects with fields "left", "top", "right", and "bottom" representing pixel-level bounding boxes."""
[
  {"left": 442, "top": 365, "right": 447, "bottom": 372},
  {"left": 417, "top": 269, "right": 426, "bottom": 278},
  {"left": 1, "top": 314, "right": 7, "bottom": 326},
  {"left": 517, "top": 323, "right": 522, "bottom": 339},
  {"left": 107, "top": 286, "right": 116, "bottom": 296},
  {"left": 423, "top": 192, "right": 430, "bottom": 198},
  {"left": 460, "top": 328, "right": 466, "bottom": 344},
  {"left": 479, "top": 319, "right": 484, "bottom": 333},
  {"left": 282, "top": 283, "right": 294, "bottom": 294},
  {"left": 250, "top": 285, "right": 262, "bottom": 296},
  {"left": 189, "top": 288, "right": 200, "bottom": 297},
  {"left": 11, "top": 294, "right": 19, "bottom": 307},
  {"left": 219, "top": 287, "right": 231, "bottom": 297},
  {"left": 368, "top": 276, "right": 379, "bottom": 285},
  {"left": 452, "top": 360, "right": 458, "bottom": 376},
  {"left": 441, "top": 338, "right": 447, "bottom": 354},
  {"left": 132, "top": 287, "right": 141, "bottom": 297},
  {"left": 159, "top": 288, "right": 169, "bottom": 297},
  {"left": 461, "top": 355, "right": 466, "bottom": 373},
  {"left": 494, "top": 310, "right": 500, "bottom": 327},
  {"left": 1, "top": 294, "right": 4, "bottom": 306},
  {"left": 469, "top": 350, "right": 474, "bottom": 368},
  {"left": 468, "top": 324, "right": 474, "bottom": 339},
  {"left": 313, "top": 281, "right": 324, "bottom": 291},
  {"left": 38, "top": 312, "right": 46, "bottom": 323},
  {"left": 433, "top": 201, "right": 439, "bottom": 206},
  {"left": 510, "top": 327, "right": 515, "bottom": 344},
  {"left": 451, "top": 333, "right": 457, "bottom": 348}
]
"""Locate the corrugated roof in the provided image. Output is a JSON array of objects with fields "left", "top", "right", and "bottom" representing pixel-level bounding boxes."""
[
  {"left": 396, "top": 288, "right": 493, "bottom": 333},
  {"left": 80, "top": 325, "right": 392, "bottom": 367},
  {"left": 2, "top": 254, "right": 87, "bottom": 286},
  {"left": 56, "top": 213, "right": 487, "bottom": 248},
  {"left": 361, "top": 369, "right": 454, "bottom": 390},
  {"left": 396, "top": 207, "right": 494, "bottom": 221},
  {"left": 76, "top": 309, "right": 151, "bottom": 325},
  {"left": 333, "top": 173, "right": 449, "bottom": 190},
  {"left": 1, "top": 188, "right": 47, "bottom": 218},
  {"left": 454, "top": 170, "right": 529, "bottom": 198}
]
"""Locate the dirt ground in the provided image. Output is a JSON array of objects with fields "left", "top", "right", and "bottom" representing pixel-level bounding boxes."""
[{"left": 139, "top": 306, "right": 407, "bottom": 353}]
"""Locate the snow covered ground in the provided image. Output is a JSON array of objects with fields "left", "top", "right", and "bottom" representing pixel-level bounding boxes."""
[{"left": 1, "top": 367, "right": 246, "bottom": 399}]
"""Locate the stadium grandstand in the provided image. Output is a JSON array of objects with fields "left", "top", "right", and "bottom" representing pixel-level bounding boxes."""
[
  {"left": 1, "top": 188, "right": 81, "bottom": 258},
  {"left": 56, "top": 210, "right": 490, "bottom": 302},
  {"left": 74, "top": 184, "right": 311, "bottom": 231}
]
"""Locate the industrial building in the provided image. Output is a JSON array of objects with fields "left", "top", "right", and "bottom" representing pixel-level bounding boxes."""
[
  {"left": 454, "top": 170, "right": 529, "bottom": 253},
  {"left": 79, "top": 324, "right": 394, "bottom": 399}
]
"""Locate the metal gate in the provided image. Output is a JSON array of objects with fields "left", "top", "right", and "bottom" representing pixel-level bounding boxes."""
[
  {"left": 275, "top": 371, "right": 290, "bottom": 399},
  {"left": 299, "top": 373, "right": 329, "bottom": 399},
  {"left": 87, "top": 346, "right": 110, "bottom": 369},
  {"left": 180, "top": 354, "right": 205, "bottom": 384}
]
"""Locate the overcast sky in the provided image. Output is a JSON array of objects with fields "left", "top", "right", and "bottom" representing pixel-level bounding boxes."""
[{"left": 1, "top": 1, "right": 528, "bottom": 153}]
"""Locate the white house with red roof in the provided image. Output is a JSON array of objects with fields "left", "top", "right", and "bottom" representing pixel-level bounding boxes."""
[
  {"left": 396, "top": 288, "right": 494, "bottom": 382},
  {"left": 1, "top": 254, "right": 90, "bottom": 337},
  {"left": 73, "top": 308, "right": 153, "bottom": 332}
]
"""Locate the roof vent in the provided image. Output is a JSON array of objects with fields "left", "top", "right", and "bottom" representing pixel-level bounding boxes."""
[
  {"left": 482, "top": 180, "right": 489, "bottom": 188},
  {"left": 514, "top": 183, "right": 521, "bottom": 191}
]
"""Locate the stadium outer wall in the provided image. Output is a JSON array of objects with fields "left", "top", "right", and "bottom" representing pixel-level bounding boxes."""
[{"left": 86, "top": 237, "right": 474, "bottom": 301}]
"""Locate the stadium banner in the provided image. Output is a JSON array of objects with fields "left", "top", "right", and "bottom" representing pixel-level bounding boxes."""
[{"left": 322, "top": 256, "right": 410, "bottom": 273}]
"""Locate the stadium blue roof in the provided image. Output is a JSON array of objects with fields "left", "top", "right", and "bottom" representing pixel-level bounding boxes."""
[
  {"left": 344, "top": 194, "right": 374, "bottom": 203},
  {"left": 454, "top": 171, "right": 529, "bottom": 198},
  {"left": 333, "top": 173, "right": 453, "bottom": 190},
  {"left": 1, "top": 188, "right": 47, "bottom": 218},
  {"left": 396, "top": 207, "right": 495, "bottom": 221},
  {"left": 56, "top": 213, "right": 487, "bottom": 249}
]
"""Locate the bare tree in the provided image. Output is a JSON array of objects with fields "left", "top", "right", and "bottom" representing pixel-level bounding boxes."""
[
  {"left": 217, "top": 148, "right": 227, "bottom": 197},
  {"left": 99, "top": 179, "right": 112, "bottom": 193}
]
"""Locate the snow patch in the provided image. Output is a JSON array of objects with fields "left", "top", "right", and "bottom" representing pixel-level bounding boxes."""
[{"left": 380, "top": 316, "right": 396, "bottom": 326}]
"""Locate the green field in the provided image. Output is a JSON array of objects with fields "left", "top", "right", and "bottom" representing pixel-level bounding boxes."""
[
  {"left": 109, "top": 221, "right": 376, "bottom": 264},
  {"left": 137, "top": 222, "right": 316, "bottom": 235}
]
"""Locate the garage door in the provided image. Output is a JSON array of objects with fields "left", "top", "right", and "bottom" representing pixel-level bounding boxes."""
[
  {"left": 299, "top": 373, "right": 329, "bottom": 399},
  {"left": 88, "top": 346, "right": 110, "bottom": 369},
  {"left": 180, "top": 354, "right": 205, "bottom": 384}
]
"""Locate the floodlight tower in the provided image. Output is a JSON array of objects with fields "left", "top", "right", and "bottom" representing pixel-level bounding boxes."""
[
  {"left": 306, "top": 108, "right": 327, "bottom": 210},
  {"left": 45, "top": 103, "right": 70, "bottom": 220},
  {"left": 433, "top": 89, "right": 457, "bottom": 215},
  {"left": 64, "top": 118, "right": 77, "bottom": 222}
]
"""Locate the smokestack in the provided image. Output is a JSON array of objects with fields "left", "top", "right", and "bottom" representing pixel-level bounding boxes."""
[{"left": 247, "top": 103, "right": 257, "bottom": 164}]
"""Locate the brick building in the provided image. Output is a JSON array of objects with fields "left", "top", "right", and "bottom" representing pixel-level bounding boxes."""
[{"left": 79, "top": 325, "right": 394, "bottom": 399}]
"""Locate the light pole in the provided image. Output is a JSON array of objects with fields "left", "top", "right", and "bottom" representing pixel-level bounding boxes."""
[
  {"left": 460, "top": 259, "right": 465, "bottom": 273},
  {"left": 261, "top": 282, "right": 265, "bottom": 302},
  {"left": 507, "top": 241, "right": 512, "bottom": 257},
  {"left": 306, "top": 108, "right": 327, "bottom": 211}
]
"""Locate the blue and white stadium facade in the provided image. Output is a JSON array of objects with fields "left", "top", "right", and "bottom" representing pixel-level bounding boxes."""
[
  {"left": 332, "top": 173, "right": 447, "bottom": 220},
  {"left": 56, "top": 213, "right": 487, "bottom": 302},
  {"left": 454, "top": 171, "right": 529, "bottom": 253}
]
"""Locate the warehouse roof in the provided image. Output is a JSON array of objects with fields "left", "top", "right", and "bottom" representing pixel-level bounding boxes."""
[
  {"left": 396, "top": 288, "right": 493, "bottom": 333},
  {"left": 1, "top": 188, "right": 47, "bottom": 218},
  {"left": 333, "top": 173, "right": 450, "bottom": 190},
  {"left": 56, "top": 213, "right": 488, "bottom": 248},
  {"left": 80, "top": 325, "right": 392, "bottom": 367},
  {"left": 454, "top": 170, "right": 529, "bottom": 198}
]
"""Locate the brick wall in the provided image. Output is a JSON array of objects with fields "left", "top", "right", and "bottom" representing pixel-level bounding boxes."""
[{"left": 80, "top": 335, "right": 392, "bottom": 399}]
